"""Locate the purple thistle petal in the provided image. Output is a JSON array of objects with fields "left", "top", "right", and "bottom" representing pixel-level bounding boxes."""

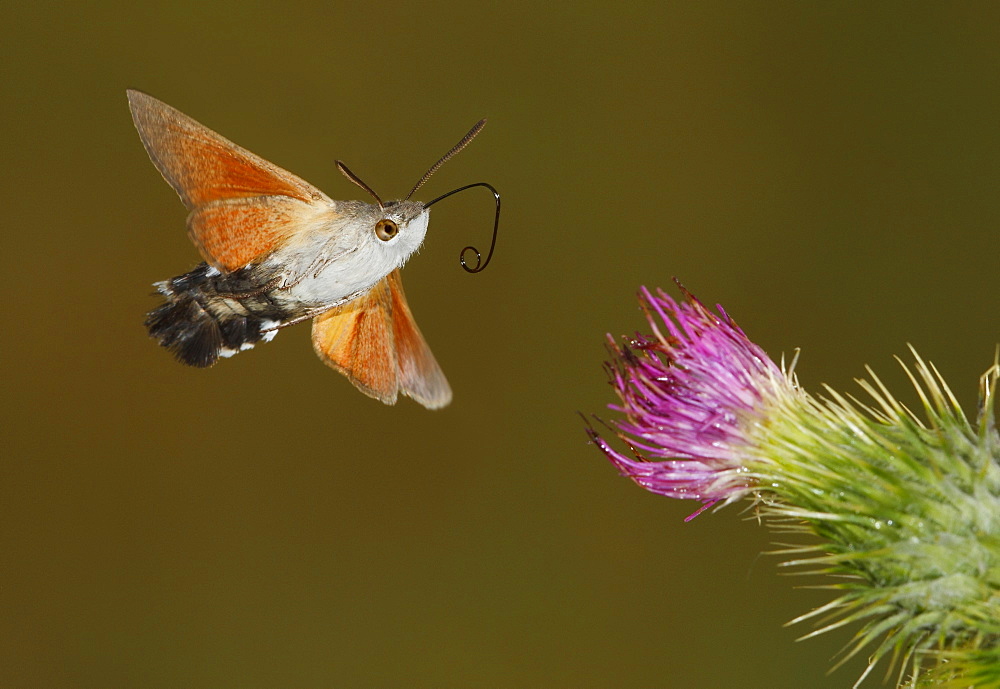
[{"left": 590, "top": 285, "right": 791, "bottom": 515}]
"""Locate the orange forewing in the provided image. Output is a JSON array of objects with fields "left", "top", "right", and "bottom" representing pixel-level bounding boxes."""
[
  {"left": 311, "top": 270, "right": 452, "bottom": 409},
  {"left": 127, "top": 89, "right": 330, "bottom": 270},
  {"left": 311, "top": 278, "right": 398, "bottom": 404}
]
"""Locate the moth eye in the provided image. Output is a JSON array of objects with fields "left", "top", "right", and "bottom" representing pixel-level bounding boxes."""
[{"left": 375, "top": 219, "right": 399, "bottom": 241}]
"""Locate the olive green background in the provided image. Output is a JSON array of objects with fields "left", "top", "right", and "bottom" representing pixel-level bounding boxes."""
[{"left": 3, "top": 2, "right": 999, "bottom": 687}]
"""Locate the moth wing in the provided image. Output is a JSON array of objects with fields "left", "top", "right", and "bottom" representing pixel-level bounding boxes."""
[
  {"left": 385, "top": 270, "right": 452, "bottom": 409},
  {"left": 311, "top": 277, "right": 399, "bottom": 405},
  {"left": 127, "top": 89, "right": 335, "bottom": 271},
  {"left": 186, "top": 195, "right": 334, "bottom": 273},
  {"left": 311, "top": 270, "right": 451, "bottom": 409}
]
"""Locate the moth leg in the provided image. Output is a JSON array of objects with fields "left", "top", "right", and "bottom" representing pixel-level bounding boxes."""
[
  {"left": 274, "top": 244, "right": 361, "bottom": 291},
  {"left": 214, "top": 275, "right": 284, "bottom": 299},
  {"left": 259, "top": 305, "right": 330, "bottom": 331}
]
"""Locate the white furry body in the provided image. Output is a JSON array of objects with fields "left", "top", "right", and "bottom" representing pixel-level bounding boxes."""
[{"left": 259, "top": 199, "right": 431, "bottom": 316}]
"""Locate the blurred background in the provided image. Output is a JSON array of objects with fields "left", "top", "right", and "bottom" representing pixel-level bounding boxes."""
[{"left": 3, "top": 2, "right": 998, "bottom": 687}]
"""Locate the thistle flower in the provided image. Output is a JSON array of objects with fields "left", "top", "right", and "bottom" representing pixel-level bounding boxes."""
[{"left": 588, "top": 284, "right": 1000, "bottom": 688}]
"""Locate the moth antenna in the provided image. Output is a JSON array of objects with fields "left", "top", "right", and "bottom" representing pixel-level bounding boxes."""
[
  {"left": 424, "top": 182, "right": 501, "bottom": 273},
  {"left": 336, "top": 160, "right": 384, "bottom": 210},
  {"left": 405, "top": 119, "right": 487, "bottom": 201}
]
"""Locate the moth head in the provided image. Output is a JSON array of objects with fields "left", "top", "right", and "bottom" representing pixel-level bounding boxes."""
[
  {"left": 335, "top": 117, "right": 498, "bottom": 274},
  {"left": 369, "top": 199, "right": 430, "bottom": 261}
]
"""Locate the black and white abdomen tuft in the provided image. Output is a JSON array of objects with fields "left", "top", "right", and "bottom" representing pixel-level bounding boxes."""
[{"left": 145, "top": 263, "right": 292, "bottom": 368}]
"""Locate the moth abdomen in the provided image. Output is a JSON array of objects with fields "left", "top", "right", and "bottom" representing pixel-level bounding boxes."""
[{"left": 145, "top": 263, "right": 290, "bottom": 367}]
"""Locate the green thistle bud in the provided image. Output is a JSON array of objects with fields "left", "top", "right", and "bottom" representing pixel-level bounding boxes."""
[{"left": 589, "top": 286, "right": 1000, "bottom": 686}]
